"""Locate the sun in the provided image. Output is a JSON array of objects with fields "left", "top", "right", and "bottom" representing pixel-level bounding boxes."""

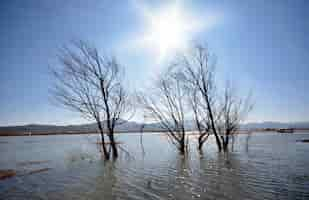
[
  {"left": 128, "top": 1, "right": 220, "bottom": 62},
  {"left": 145, "top": 6, "right": 188, "bottom": 60},
  {"left": 139, "top": 2, "right": 203, "bottom": 61}
]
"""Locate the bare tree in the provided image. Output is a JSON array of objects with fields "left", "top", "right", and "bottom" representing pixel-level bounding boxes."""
[
  {"left": 176, "top": 44, "right": 252, "bottom": 152},
  {"left": 138, "top": 67, "right": 189, "bottom": 154},
  {"left": 51, "top": 40, "right": 131, "bottom": 159},
  {"left": 177, "top": 44, "right": 223, "bottom": 151},
  {"left": 185, "top": 85, "right": 210, "bottom": 152},
  {"left": 216, "top": 83, "right": 253, "bottom": 152}
]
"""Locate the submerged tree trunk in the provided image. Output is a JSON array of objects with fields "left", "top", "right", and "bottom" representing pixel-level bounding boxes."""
[
  {"left": 179, "top": 132, "right": 186, "bottom": 155},
  {"left": 198, "top": 137, "right": 203, "bottom": 152},
  {"left": 97, "top": 122, "right": 110, "bottom": 160},
  {"left": 205, "top": 97, "right": 222, "bottom": 152},
  {"left": 101, "top": 133, "right": 110, "bottom": 160},
  {"left": 197, "top": 132, "right": 210, "bottom": 153},
  {"left": 108, "top": 131, "right": 118, "bottom": 159},
  {"left": 179, "top": 142, "right": 185, "bottom": 154},
  {"left": 223, "top": 135, "right": 230, "bottom": 152}
]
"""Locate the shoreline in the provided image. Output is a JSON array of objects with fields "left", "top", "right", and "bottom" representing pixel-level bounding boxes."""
[{"left": 1, "top": 129, "right": 309, "bottom": 137}]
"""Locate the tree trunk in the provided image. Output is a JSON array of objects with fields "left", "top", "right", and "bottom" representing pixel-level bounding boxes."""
[
  {"left": 100, "top": 79, "right": 118, "bottom": 159},
  {"left": 223, "top": 135, "right": 229, "bottom": 152},
  {"left": 198, "top": 136, "right": 203, "bottom": 152},
  {"left": 179, "top": 133, "right": 186, "bottom": 155},
  {"left": 179, "top": 142, "right": 185, "bottom": 154},
  {"left": 101, "top": 133, "right": 110, "bottom": 160},
  {"left": 205, "top": 97, "right": 222, "bottom": 151},
  {"left": 97, "top": 122, "right": 110, "bottom": 160},
  {"left": 109, "top": 131, "right": 118, "bottom": 158}
]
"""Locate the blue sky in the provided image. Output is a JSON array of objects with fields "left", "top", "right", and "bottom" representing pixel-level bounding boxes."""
[{"left": 0, "top": 0, "right": 308, "bottom": 126}]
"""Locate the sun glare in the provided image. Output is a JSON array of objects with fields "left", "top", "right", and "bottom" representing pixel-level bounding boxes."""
[
  {"left": 146, "top": 7, "right": 187, "bottom": 59},
  {"left": 139, "top": 2, "right": 204, "bottom": 61},
  {"left": 128, "top": 1, "right": 221, "bottom": 62}
]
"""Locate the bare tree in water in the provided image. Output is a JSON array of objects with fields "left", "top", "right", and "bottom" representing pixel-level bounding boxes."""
[
  {"left": 183, "top": 83, "right": 210, "bottom": 153},
  {"left": 216, "top": 83, "right": 253, "bottom": 152},
  {"left": 176, "top": 44, "right": 252, "bottom": 152},
  {"left": 176, "top": 44, "right": 222, "bottom": 151},
  {"left": 186, "top": 85, "right": 211, "bottom": 152},
  {"left": 138, "top": 67, "right": 189, "bottom": 154},
  {"left": 51, "top": 40, "right": 132, "bottom": 159}
]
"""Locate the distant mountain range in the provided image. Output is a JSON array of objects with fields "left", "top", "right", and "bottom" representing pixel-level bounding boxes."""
[
  {"left": 0, "top": 120, "right": 309, "bottom": 136},
  {"left": 0, "top": 120, "right": 163, "bottom": 136}
]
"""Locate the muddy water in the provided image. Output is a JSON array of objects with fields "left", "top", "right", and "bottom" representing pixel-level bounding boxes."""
[{"left": 0, "top": 132, "right": 309, "bottom": 199}]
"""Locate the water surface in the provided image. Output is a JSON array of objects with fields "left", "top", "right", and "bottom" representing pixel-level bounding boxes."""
[{"left": 0, "top": 132, "right": 309, "bottom": 199}]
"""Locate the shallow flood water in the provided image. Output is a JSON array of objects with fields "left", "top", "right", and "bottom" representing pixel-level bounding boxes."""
[{"left": 0, "top": 132, "right": 309, "bottom": 200}]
